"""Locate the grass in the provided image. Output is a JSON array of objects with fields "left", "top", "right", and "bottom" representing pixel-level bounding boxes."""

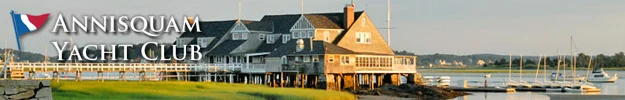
[{"left": 51, "top": 81, "right": 356, "bottom": 100}]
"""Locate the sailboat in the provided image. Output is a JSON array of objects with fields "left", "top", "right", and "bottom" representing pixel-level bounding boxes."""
[
  {"left": 561, "top": 37, "right": 599, "bottom": 92},
  {"left": 505, "top": 54, "right": 519, "bottom": 88}
]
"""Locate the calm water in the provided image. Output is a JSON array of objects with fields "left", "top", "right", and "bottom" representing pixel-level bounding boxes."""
[{"left": 420, "top": 70, "right": 625, "bottom": 100}]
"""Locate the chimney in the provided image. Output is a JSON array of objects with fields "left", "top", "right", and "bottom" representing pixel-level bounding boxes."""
[{"left": 343, "top": 4, "right": 354, "bottom": 29}]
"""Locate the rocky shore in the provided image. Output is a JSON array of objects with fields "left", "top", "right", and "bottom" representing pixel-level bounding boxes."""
[
  {"left": 0, "top": 80, "right": 52, "bottom": 100},
  {"left": 348, "top": 84, "right": 470, "bottom": 100}
]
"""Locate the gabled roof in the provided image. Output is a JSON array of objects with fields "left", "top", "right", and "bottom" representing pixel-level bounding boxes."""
[
  {"left": 255, "top": 34, "right": 284, "bottom": 53},
  {"left": 206, "top": 40, "right": 246, "bottom": 55},
  {"left": 260, "top": 11, "right": 363, "bottom": 33},
  {"left": 267, "top": 39, "right": 354, "bottom": 57},
  {"left": 240, "top": 20, "right": 273, "bottom": 32}
]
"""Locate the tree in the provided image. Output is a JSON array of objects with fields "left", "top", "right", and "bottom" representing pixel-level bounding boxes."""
[
  {"left": 613, "top": 52, "right": 625, "bottom": 67},
  {"left": 577, "top": 53, "right": 590, "bottom": 68},
  {"left": 595, "top": 54, "right": 609, "bottom": 67}
]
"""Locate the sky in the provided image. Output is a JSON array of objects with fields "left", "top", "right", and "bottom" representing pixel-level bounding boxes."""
[{"left": 2, "top": 0, "right": 625, "bottom": 56}]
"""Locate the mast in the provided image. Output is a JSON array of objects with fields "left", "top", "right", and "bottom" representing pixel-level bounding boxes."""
[
  {"left": 570, "top": 36, "right": 576, "bottom": 83},
  {"left": 238, "top": 0, "right": 241, "bottom": 20},
  {"left": 387, "top": 0, "right": 391, "bottom": 46},
  {"left": 535, "top": 55, "right": 542, "bottom": 82},
  {"left": 563, "top": 53, "right": 567, "bottom": 82},
  {"left": 543, "top": 55, "right": 547, "bottom": 82},
  {"left": 509, "top": 54, "right": 512, "bottom": 81},
  {"left": 519, "top": 54, "right": 523, "bottom": 81},
  {"left": 556, "top": 54, "right": 561, "bottom": 82},
  {"left": 585, "top": 55, "right": 593, "bottom": 82}
]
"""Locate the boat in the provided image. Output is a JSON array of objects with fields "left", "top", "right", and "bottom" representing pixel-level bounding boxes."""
[
  {"left": 563, "top": 83, "right": 601, "bottom": 92},
  {"left": 484, "top": 74, "right": 491, "bottom": 78},
  {"left": 587, "top": 68, "right": 618, "bottom": 83},
  {"left": 437, "top": 76, "right": 451, "bottom": 87},
  {"left": 423, "top": 76, "right": 435, "bottom": 86},
  {"left": 551, "top": 73, "right": 586, "bottom": 82}
]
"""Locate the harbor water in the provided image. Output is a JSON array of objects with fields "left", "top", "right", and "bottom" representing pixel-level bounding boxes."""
[{"left": 421, "top": 70, "right": 625, "bottom": 100}]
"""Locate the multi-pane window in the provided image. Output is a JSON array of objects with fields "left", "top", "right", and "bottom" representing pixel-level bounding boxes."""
[
  {"left": 303, "top": 56, "right": 310, "bottom": 62},
  {"left": 241, "top": 33, "right": 248, "bottom": 39},
  {"left": 267, "top": 35, "right": 275, "bottom": 43},
  {"left": 232, "top": 33, "right": 240, "bottom": 40},
  {"left": 356, "top": 32, "right": 371, "bottom": 43},
  {"left": 340, "top": 56, "right": 350, "bottom": 65},
  {"left": 313, "top": 56, "right": 319, "bottom": 62},
  {"left": 292, "top": 32, "right": 299, "bottom": 39},
  {"left": 197, "top": 38, "right": 210, "bottom": 48},
  {"left": 356, "top": 56, "right": 392, "bottom": 67},
  {"left": 259, "top": 34, "right": 265, "bottom": 40},
  {"left": 299, "top": 31, "right": 306, "bottom": 38},
  {"left": 283, "top": 34, "right": 291, "bottom": 43}
]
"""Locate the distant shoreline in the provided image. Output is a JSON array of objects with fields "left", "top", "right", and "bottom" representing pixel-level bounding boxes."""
[{"left": 418, "top": 67, "right": 625, "bottom": 73}]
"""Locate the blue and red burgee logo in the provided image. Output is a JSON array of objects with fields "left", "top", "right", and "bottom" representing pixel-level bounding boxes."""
[{"left": 10, "top": 10, "right": 50, "bottom": 50}]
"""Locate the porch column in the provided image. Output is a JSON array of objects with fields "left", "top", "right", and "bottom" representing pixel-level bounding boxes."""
[{"left": 246, "top": 55, "right": 250, "bottom": 69}]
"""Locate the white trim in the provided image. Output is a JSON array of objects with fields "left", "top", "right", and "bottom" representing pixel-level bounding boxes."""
[
  {"left": 354, "top": 71, "right": 417, "bottom": 73},
  {"left": 303, "top": 56, "right": 311, "bottom": 62},
  {"left": 282, "top": 34, "right": 291, "bottom": 43},
  {"left": 259, "top": 34, "right": 265, "bottom": 40},
  {"left": 21, "top": 15, "right": 36, "bottom": 31},
  {"left": 289, "top": 16, "right": 315, "bottom": 31},
  {"left": 244, "top": 52, "right": 271, "bottom": 56}
]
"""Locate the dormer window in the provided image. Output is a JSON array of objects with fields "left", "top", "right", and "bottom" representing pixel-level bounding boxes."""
[
  {"left": 232, "top": 33, "right": 240, "bottom": 40},
  {"left": 299, "top": 31, "right": 306, "bottom": 38},
  {"left": 283, "top": 34, "right": 291, "bottom": 43},
  {"left": 241, "top": 33, "right": 248, "bottom": 40},
  {"left": 259, "top": 34, "right": 265, "bottom": 40},
  {"left": 266, "top": 35, "right": 275, "bottom": 43}
]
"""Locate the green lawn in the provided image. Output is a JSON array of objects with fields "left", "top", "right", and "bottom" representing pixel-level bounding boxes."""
[{"left": 51, "top": 81, "right": 356, "bottom": 100}]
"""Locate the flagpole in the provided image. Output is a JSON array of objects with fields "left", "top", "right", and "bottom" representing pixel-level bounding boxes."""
[{"left": 9, "top": 10, "right": 22, "bottom": 51}]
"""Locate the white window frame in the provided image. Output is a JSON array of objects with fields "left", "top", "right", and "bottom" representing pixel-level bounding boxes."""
[
  {"left": 295, "top": 56, "right": 300, "bottom": 61},
  {"left": 303, "top": 56, "right": 311, "bottom": 62},
  {"left": 197, "top": 38, "right": 209, "bottom": 48},
  {"left": 283, "top": 34, "right": 291, "bottom": 43},
  {"left": 340, "top": 55, "right": 350, "bottom": 65},
  {"left": 328, "top": 55, "right": 334, "bottom": 63},
  {"left": 292, "top": 32, "right": 299, "bottom": 39},
  {"left": 241, "top": 33, "right": 248, "bottom": 39},
  {"left": 281, "top": 56, "right": 287, "bottom": 64},
  {"left": 299, "top": 31, "right": 306, "bottom": 39},
  {"left": 313, "top": 56, "right": 319, "bottom": 62},
  {"left": 259, "top": 34, "right": 265, "bottom": 40},
  {"left": 356, "top": 32, "right": 371, "bottom": 44},
  {"left": 232, "top": 33, "right": 240, "bottom": 40},
  {"left": 267, "top": 35, "right": 275, "bottom": 43},
  {"left": 308, "top": 31, "right": 314, "bottom": 38},
  {"left": 324, "top": 31, "right": 330, "bottom": 42}
]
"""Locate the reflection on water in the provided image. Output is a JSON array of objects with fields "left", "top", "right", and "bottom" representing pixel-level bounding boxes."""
[{"left": 421, "top": 70, "right": 625, "bottom": 100}]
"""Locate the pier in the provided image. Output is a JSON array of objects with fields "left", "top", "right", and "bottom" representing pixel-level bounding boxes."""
[{"left": 1, "top": 62, "right": 242, "bottom": 82}]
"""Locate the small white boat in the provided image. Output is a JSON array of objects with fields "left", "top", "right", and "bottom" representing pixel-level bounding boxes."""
[
  {"left": 505, "top": 80, "right": 519, "bottom": 88},
  {"left": 551, "top": 72, "right": 587, "bottom": 82},
  {"left": 437, "top": 76, "right": 451, "bottom": 87},
  {"left": 563, "top": 84, "right": 601, "bottom": 92},
  {"left": 587, "top": 68, "right": 618, "bottom": 83},
  {"left": 484, "top": 74, "right": 491, "bottom": 78},
  {"left": 423, "top": 76, "right": 435, "bottom": 86},
  {"left": 517, "top": 80, "right": 532, "bottom": 88}
]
